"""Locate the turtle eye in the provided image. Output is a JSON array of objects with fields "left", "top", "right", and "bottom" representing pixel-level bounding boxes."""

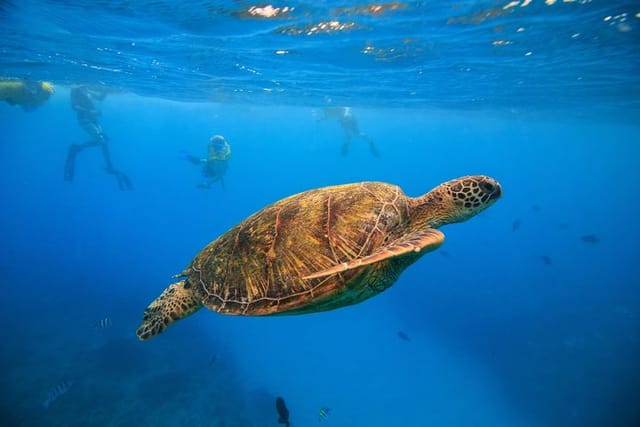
[{"left": 481, "top": 182, "right": 495, "bottom": 192}]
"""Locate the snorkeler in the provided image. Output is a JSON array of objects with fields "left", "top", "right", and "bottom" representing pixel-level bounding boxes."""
[
  {"left": 322, "top": 106, "right": 380, "bottom": 157},
  {"left": 182, "top": 134, "right": 232, "bottom": 189},
  {"left": 0, "top": 78, "right": 54, "bottom": 110},
  {"left": 64, "top": 85, "right": 133, "bottom": 190}
]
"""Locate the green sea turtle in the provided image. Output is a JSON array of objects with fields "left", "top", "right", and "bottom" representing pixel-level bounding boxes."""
[{"left": 136, "top": 175, "right": 502, "bottom": 340}]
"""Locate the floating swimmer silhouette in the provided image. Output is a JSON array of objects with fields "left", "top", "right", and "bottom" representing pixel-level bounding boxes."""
[{"left": 322, "top": 106, "right": 380, "bottom": 157}]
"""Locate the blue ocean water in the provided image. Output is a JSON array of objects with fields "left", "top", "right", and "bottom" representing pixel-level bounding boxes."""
[{"left": 1, "top": 1, "right": 639, "bottom": 426}]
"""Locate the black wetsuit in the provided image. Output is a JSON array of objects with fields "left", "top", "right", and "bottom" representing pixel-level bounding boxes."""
[{"left": 64, "top": 86, "right": 132, "bottom": 190}]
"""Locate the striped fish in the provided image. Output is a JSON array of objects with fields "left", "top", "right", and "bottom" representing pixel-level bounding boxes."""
[
  {"left": 42, "top": 379, "right": 72, "bottom": 409},
  {"left": 318, "top": 407, "right": 330, "bottom": 421},
  {"left": 94, "top": 316, "right": 112, "bottom": 329}
]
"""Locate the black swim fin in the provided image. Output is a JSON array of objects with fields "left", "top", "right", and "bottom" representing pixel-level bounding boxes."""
[{"left": 115, "top": 171, "right": 133, "bottom": 191}]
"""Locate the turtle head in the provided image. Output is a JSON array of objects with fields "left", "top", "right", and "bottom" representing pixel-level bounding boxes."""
[
  {"left": 418, "top": 175, "right": 502, "bottom": 228},
  {"left": 136, "top": 280, "right": 203, "bottom": 340}
]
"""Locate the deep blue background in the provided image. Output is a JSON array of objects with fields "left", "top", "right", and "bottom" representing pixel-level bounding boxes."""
[
  {"left": 1, "top": 0, "right": 640, "bottom": 425},
  {"left": 1, "top": 91, "right": 639, "bottom": 426}
]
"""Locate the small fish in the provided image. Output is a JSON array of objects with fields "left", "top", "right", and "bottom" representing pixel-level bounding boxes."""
[
  {"left": 275, "top": 397, "right": 290, "bottom": 427},
  {"left": 541, "top": 255, "right": 552, "bottom": 266},
  {"left": 42, "top": 379, "right": 73, "bottom": 409},
  {"left": 397, "top": 331, "right": 411, "bottom": 342},
  {"left": 531, "top": 204, "right": 540, "bottom": 212},
  {"left": 581, "top": 234, "right": 600, "bottom": 244},
  {"left": 511, "top": 219, "right": 521, "bottom": 231},
  {"left": 209, "top": 354, "right": 218, "bottom": 366},
  {"left": 439, "top": 250, "right": 450, "bottom": 257},
  {"left": 94, "top": 316, "right": 112, "bottom": 329},
  {"left": 318, "top": 407, "right": 330, "bottom": 421},
  {"left": 558, "top": 222, "right": 569, "bottom": 230}
]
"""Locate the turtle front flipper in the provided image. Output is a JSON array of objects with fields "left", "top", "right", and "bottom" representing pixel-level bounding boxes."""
[
  {"left": 136, "top": 280, "right": 203, "bottom": 340},
  {"left": 303, "top": 228, "right": 445, "bottom": 280}
]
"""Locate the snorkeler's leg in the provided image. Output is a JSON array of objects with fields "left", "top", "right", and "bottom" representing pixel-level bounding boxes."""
[
  {"left": 196, "top": 175, "right": 218, "bottom": 189},
  {"left": 362, "top": 134, "right": 380, "bottom": 158},
  {"left": 80, "top": 120, "right": 107, "bottom": 144},
  {"left": 99, "top": 143, "right": 133, "bottom": 190},
  {"left": 64, "top": 145, "right": 79, "bottom": 181},
  {"left": 64, "top": 142, "right": 92, "bottom": 181},
  {"left": 100, "top": 142, "right": 115, "bottom": 173},
  {"left": 340, "top": 134, "right": 351, "bottom": 156}
]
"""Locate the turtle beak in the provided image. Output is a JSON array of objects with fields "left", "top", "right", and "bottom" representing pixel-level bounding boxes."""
[
  {"left": 480, "top": 178, "right": 502, "bottom": 201},
  {"left": 489, "top": 182, "right": 502, "bottom": 200}
]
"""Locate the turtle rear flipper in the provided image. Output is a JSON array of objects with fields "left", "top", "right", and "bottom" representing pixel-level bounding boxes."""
[
  {"left": 303, "top": 228, "right": 444, "bottom": 280},
  {"left": 136, "top": 281, "right": 203, "bottom": 340}
]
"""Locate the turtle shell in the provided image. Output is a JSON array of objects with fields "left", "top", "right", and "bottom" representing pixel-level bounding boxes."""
[{"left": 184, "top": 182, "right": 421, "bottom": 316}]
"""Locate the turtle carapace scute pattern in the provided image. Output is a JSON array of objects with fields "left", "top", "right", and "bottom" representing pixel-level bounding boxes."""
[{"left": 137, "top": 175, "right": 502, "bottom": 340}]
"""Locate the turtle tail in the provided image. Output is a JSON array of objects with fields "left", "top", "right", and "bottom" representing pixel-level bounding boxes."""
[{"left": 136, "top": 280, "right": 203, "bottom": 340}]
